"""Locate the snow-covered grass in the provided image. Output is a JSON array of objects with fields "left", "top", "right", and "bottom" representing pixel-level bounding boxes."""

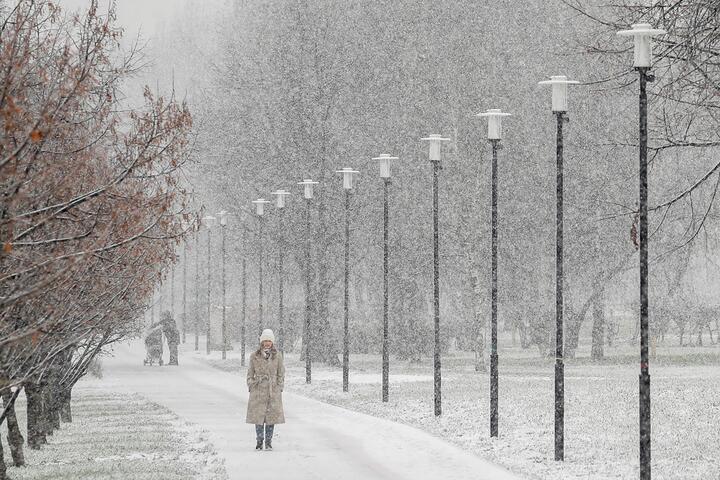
[
  {"left": 3, "top": 385, "right": 227, "bottom": 480},
  {"left": 207, "top": 342, "right": 719, "bottom": 480}
]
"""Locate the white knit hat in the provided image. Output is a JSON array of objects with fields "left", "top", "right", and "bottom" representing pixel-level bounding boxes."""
[{"left": 259, "top": 329, "right": 275, "bottom": 344}]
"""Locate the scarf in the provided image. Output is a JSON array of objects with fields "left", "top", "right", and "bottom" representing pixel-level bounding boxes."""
[{"left": 262, "top": 348, "right": 271, "bottom": 359}]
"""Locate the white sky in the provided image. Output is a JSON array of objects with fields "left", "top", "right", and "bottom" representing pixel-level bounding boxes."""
[
  {"left": 56, "top": 0, "right": 186, "bottom": 43},
  {"left": 55, "top": 0, "right": 224, "bottom": 106}
]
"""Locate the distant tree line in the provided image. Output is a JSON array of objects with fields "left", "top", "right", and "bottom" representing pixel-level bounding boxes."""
[{"left": 149, "top": 0, "right": 719, "bottom": 369}]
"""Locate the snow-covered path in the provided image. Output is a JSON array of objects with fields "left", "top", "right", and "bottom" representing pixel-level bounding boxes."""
[{"left": 94, "top": 341, "right": 523, "bottom": 480}]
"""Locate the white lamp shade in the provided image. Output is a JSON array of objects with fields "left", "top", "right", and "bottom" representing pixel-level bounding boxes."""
[
  {"left": 488, "top": 116, "right": 502, "bottom": 140},
  {"left": 373, "top": 154, "right": 399, "bottom": 178},
  {"left": 217, "top": 210, "right": 228, "bottom": 226},
  {"left": 298, "top": 179, "right": 319, "bottom": 199},
  {"left": 252, "top": 199, "right": 270, "bottom": 216},
  {"left": 420, "top": 135, "right": 451, "bottom": 161},
  {"left": 202, "top": 215, "right": 216, "bottom": 228},
  {"left": 635, "top": 34, "right": 652, "bottom": 67},
  {"left": 476, "top": 109, "right": 512, "bottom": 140},
  {"left": 271, "top": 190, "right": 291, "bottom": 209},
  {"left": 336, "top": 168, "right": 359, "bottom": 190},
  {"left": 617, "top": 24, "right": 667, "bottom": 68},
  {"left": 554, "top": 83, "right": 567, "bottom": 112},
  {"left": 539, "top": 76, "right": 580, "bottom": 112}
]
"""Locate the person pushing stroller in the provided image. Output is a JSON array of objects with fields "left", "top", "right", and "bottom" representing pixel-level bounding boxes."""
[{"left": 143, "top": 321, "right": 163, "bottom": 366}]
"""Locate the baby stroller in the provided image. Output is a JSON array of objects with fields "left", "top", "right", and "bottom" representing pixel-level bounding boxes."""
[{"left": 143, "top": 324, "right": 164, "bottom": 366}]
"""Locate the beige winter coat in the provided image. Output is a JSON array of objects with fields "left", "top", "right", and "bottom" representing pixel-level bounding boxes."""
[{"left": 245, "top": 348, "right": 285, "bottom": 424}]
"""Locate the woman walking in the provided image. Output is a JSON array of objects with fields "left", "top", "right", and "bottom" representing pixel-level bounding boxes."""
[{"left": 246, "top": 329, "right": 285, "bottom": 450}]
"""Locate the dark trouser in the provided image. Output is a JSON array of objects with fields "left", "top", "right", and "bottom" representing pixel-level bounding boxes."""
[{"left": 255, "top": 424, "right": 274, "bottom": 442}]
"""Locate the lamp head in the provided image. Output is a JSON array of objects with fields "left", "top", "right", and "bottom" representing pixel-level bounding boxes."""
[
  {"left": 270, "top": 189, "right": 291, "bottom": 209},
  {"left": 201, "top": 215, "right": 216, "bottom": 228},
  {"left": 372, "top": 153, "right": 399, "bottom": 178},
  {"left": 251, "top": 199, "right": 271, "bottom": 216},
  {"left": 538, "top": 75, "right": 580, "bottom": 113},
  {"left": 420, "top": 134, "right": 451, "bottom": 161},
  {"left": 217, "top": 210, "right": 229, "bottom": 226},
  {"left": 617, "top": 23, "right": 667, "bottom": 68},
  {"left": 298, "top": 179, "right": 319, "bottom": 199},
  {"left": 335, "top": 168, "right": 360, "bottom": 190},
  {"left": 476, "top": 109, "right": 512, "bottom": 140}
]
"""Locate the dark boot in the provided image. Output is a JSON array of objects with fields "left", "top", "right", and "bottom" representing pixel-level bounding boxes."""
[
  {"left": 256, "top": 439, "right": 263, "bottom": 450},
  {"left": 264, "top": 439, "right": 272, "bottom": 450}
]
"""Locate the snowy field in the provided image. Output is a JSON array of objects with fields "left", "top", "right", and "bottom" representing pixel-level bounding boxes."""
[
  {"left": 208, "top": 342, "right": 720, "bottom": 480},
  {"left": 3, "top": 387, "right": 227, "bottom": 480}
]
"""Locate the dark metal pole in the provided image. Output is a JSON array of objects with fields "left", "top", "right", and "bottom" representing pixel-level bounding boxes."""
[
  {"left": 555, "top": 111, "right": 565, "bottom": 461},
  {"left": 490, "top": 139, "right": 499, "bottom": 437},
  {"left": 432, "top": 159, "right": 442, "bottom": 417},
  {"left": 182, "top": 240, "right": 187, "bottom": 344},
  {"left": 259, "top": 216, "right": 264, "bottom": 337},
  {"left": 221, "top": 223, "right": 227, "bottom": 360},
  {"left": 343, "top": 189, "right": 350, "bottom": 393},
  {"left": 304, "top": 198, "right": 312, "bottom": 384},
  {"left": 278, "top": 208, "right": 285, "bottom": 353},
  {"left": 382, "top": 177, "right": 390, "bottom": 402},
  {"left": 241, "top": 229, "right": 247, "bottom": 367},
  {"left": 194, "top": 228, "right": 199, "bottom": 351},
  {"left": 206, "top": 227, "right": 212, "bottom": 355},
  {"left": 638, "top": 66, "right": 651, "bottom": 480}
]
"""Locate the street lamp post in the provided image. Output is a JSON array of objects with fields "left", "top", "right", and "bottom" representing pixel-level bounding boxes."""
[
  {"left": 218, "top": 210, "right": 229, "bottom": 360},
  {"left": 618, "top": 23, "right": 666, "bottom": 480},
  {"left": 373, "top": 154, "right": 398, "bottom": 403},
  {"left": 252, "top": 199, "right": 271, "bottom": 337},
  {"left": 477, "top": 109, "right": 511, "bottom": 437},
  {"left": 202, "top": 215, "right": 216, "bottom": 355},
  {"left": 194, "top": 222, "right": 200, "bottom": 351},
  {"left": 420, "top": 134, "right": 451, "bottom": 417},
  {"left": 271, "top": 190, "right": 292, "bottom": 353},
  {"left": 298, "top": 179, "right": 319, "bottom": 384},
  {"left": 336, "top": 167, "right": 359, "bottom": 393},
  {"left": 539, "top": 75, "right": 579, "bottom": 462}
]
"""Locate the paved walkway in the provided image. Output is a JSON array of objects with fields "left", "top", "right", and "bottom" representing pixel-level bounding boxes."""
[{"left": 96, "top": 341, "right": 523, "bottom": 480}]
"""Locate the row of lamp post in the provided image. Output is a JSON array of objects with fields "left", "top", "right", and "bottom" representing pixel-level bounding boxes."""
[{"left": 166, "top": 21, "right": 661, "bottom": 480}]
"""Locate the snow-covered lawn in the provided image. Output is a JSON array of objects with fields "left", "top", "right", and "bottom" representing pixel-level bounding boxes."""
[
  {"left": 208, "top": 343, "right": 720, "bottom": 480},
  {"left": 3, "top": 386, "right": 227, "bottom": 480}
]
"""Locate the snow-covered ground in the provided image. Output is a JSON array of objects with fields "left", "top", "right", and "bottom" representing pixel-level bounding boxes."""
[
  {"left": 205, "top": 341, "right": 720, "bottom": 480},
  {"left": 5, "top": 388, "right": 226, "bottom": 480},
  {"left": 90, "top": 340, "right": 522, "bottom": 480},
  {"left": 7, "top": 337, "right": 715, "bottom": 480}
]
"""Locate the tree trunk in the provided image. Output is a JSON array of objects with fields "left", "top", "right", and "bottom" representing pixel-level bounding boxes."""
[
  {"left": 60, "top": 388, "right": 72, "bottom": 423},
  {"left": 564, "top": 311, "right": 583, "bottom": 359},
  {"left": 0, "top": 432, "right": 7, "bottom": 480},
  {"left": 591, "top": 294, "right": 605, "bottom": 360},
  {"left": 1, "top": 390, "right": 25, "bottom": 466},
  {"left": 42, "top": 383, "right": 59, "bottom": 435},
  {"left": 469, "top": 274, "right": 486, "bottom": 372},
  {"left": 25, "top": 382, "right": 45, "bottom": 448}
]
